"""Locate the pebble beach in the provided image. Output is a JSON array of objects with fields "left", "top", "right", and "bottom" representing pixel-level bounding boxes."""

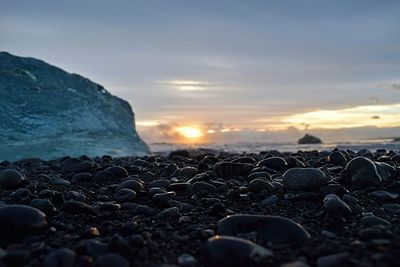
[{"left": 0, "top": 148, "right": 399, "bottom": 267}]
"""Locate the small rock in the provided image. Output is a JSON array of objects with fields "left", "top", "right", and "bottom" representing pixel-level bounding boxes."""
[
  {"left": 282, "top": 168, "right": 326, "bottom": 191},
  {"left": 217, "top": 214, "right": 311, "bottom": 245},
  {"left": 177, "top": 253, "right": 196, "bottom": 266},
  {"left": 257, "top": 157, "right": 288, "bottom": 172},
  {"left": 205, "top": 235, "right": 273, "bottom": 266},
  {"left": 43, "top": 248, "right": 76, "bottom": 267},
  {"left": 189, "top": 182, "right": 217, "bottom": 195},
  {"left": 0, "top": 169, "right": 24, "bottom": 190},
  {"left": 316, "top": 252, "right": 350, "bottom": 267},
  {"left": 0, "top": 204, "right": 47, "bottom": 244},
  {"left": 248, "top": 179, "right": 275, "bottom": 193},
  {"left": 95, "top": 253, "right": 130, "bottom": 267},
  {"left": 341, "top": 157, "right": 381, "bottom": 187},
  {"left": 323, "top": 194, "right": 352, "bottom": 215},
  {"left": 114, "top": 189, "right": 137, "bottom": 203}
]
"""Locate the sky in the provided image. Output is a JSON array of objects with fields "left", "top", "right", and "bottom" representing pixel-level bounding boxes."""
[{"left": 1, "top": 0, "right": 400, "bottom": 144}]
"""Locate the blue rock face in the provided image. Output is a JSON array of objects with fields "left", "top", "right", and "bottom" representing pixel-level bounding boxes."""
[{"left": 0, "top": 52, "right": 150, "bottom": 160}]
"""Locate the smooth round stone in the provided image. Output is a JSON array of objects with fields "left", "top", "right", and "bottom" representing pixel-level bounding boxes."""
[
  {"left": 71, "top": 172, "right": 92, "bottom": 183},
  {"left": 148, "top": 187, "right": 167, "bottom": 195},
  {"left": 247, "top": 171, "right": 271, "bottom": 181},
  {"left": 341, "top": 157, "right": 381, "bottom": 187},
  {"left": 153, "top": 191, "right": 176, "bottom": 206},
  {"left": 178, "top": 166, "right": 198, "bottom": 178},
  {"left": 189, "top": 181, "right": 217, "bottom": 195},
  {"left": 323, "top": 194, "right": 352, "bottom": 215},
  {"left": 114, "top": 188, "right": 137, "bottom": 202},
  {"left": 9, "top": 188, "right": 31, "bottom": 201},
  {"left": 261, "top": 195, "right": 279, "bottom": 206},
  {"left": 217, "top": 214, "right": 311, "bottom": 245},
  {"left": 369, "top": 190, "right": 400, "bottom": 201},
  {"left": 328, "top": 151, "right": 347, "bottom": 165},
  {"left": 382, "top": 203, "right": 400, "bottom": 214},
  {"left": 284, "top": 157, "right": 306, "bottom": 168},
  {"left": 375, "top": 162, "right": 397, "bottom": 181},
  {"left": 247, "top": 178, "right": 275, "bottom": 193},
  {"left": 115, "top": 179, "right": 143, "bottom": 192},
  {"left": 95, "top": 253, "right": 129, "bottom": 267},
  {"left": 30, "top": 199, "right": 55, "bottom": 213},
  {"left": 62, "top": 159, "right": 94, "bottom": 173},
  {"left": 316, "top": 252, "right": 350, "bottom": 267},
  {"left": 156, "top": 207, "right": 180, "bottom": 220},
  {"left": 49, "top": 176, "right": 71, "bottom": 186},
  {"left": 103, "top": 166, "right": 129, "bottom": 178},
  {"left": 64, "top": 191, "right": 86, "bottom": 202},
  {"left": 63, "top": 201, "right": 94, "bottom": 214},
  {"left": 282, "top": 168, "right": 326, "bottom": 191},
  {"left": 257, "top": 157, "right": 288, "bottom": 171},
  {"left": 43, "top": 248, "right": 76, "bottom": 267},
  {"left": 169, "top": 182, "right": 190, "bottom": 194},
  {"left": 85, "top": 239, "right": 108, "bottom": 257},
  {"left": 215, "top": 162, "right": 253, "bottom": 179},
  {"left": 0, "top": 204, "right": 47, "bottom": 244},
  {"left": 177, "top": 253, "right": 197, "bottom": 266},
  {"left": 320, "top": 184, "right": 348, "bottom": 197},
  {"left": 360, "top": 215, "right": 391, "bottom": 227},
  {"left": 150, "top": 179, "right": 170, "bottom": 188},
  {"left": 281, "top": 261, "right": 310, "bottom": 267},
  {"left": 205, "top": 235, "right": 273, "bottom": 266},
  {"left": 0, "top": 169, "right": 24, "bottom": 190}
]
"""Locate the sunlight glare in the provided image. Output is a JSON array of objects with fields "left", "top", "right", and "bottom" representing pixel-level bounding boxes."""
[{"left": 176, "top": 126, "right": 203, "bottom": 139}]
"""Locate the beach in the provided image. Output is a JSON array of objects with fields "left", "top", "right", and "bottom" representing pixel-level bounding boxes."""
[{"left": 1, "top": 148, "right": 399, "bottom": 266}]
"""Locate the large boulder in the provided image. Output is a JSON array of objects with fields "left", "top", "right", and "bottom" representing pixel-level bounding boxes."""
[{"left": 0, "top": 52, "right": 149, "bottom": 160}]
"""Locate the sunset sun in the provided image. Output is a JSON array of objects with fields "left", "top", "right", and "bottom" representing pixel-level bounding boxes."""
[{"left": 176, "top": 126, "right": 203, "bottom": 139}]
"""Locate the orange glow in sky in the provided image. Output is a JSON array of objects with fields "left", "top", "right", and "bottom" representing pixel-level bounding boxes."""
[{"left": 176, "top": 126, "right": 203, "bottom": 140}]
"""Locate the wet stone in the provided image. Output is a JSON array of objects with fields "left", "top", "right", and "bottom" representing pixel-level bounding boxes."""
[
  {"left": 316, "top": 252, "right": 350, "bottom": 267},
  {"left": 0, "top": 169, "right": 24, "bottom": 190},
  {"left": 63, "top": 200, "right": 94, "bottom": 215},
  {"left": 215, "top": 162, "right": 253, "bottom": 179},
  {"left": 0, "top": 204, "right": 47, "bottom": 244},
  {"left": 189, "top": 181, "right": 217, "bottom": 195},
  {"left": 257, "top": 157, "right": 288, "bottom": 172},
  {"left": 30, "top": 198, "right": 55, "bottom": 213},
  {"left": 217, "top": 214, "right": 311, "bottom": 245},
  {"left": 114, "top": 188, "right": 137, "bottom": 202},
  {"left": 282, "top": 168, "right": 326, "bottom": 191},
  {"left": 205, "top": 235, "right": 273, "bottom": 266},
  {"left": 177, "top": 253, "right": 197, "bottom": 266},
  {"left": 116, "top": 179, "right": 144, "bottom": 192},
  {"left": 341, "top": 157, "right": 382, "bottom": 187},
  {"left": 95, "top": 253, "right": 130, "bottom": 267},
  {"left": 328, "top": 151, "right": 347, "bottom": 165},
  {"left": 323, "top": 194, "right": 352, "bottom": 216},
  {"left": 64, "top": 191, "right": 86, "bottom": 202},
  {"left": 369, "top": 190, "right": 400, "bottom": 201},
  {"left": 43, "top": 248, "right": 76, "bottom": 267},
  {"left": 320, "top": 184, "right": 349, "bottom": 197},
  {"left": 360, "top": 215, "right": 391, "bottom": 227},
  {"left": 248, "top": 178, "right": 275, "bottom": 193}
]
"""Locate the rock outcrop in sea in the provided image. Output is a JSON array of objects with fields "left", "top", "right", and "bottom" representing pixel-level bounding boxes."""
[
  {"left": 0, "top": 52, "right": 150, "bottom": 161},
  {"left": 298, "top": 133, "right": 322, "bottom": 144}
]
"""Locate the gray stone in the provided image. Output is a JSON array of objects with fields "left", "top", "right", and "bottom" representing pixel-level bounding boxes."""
[{"left": 282, "top": 168, "right": 326, "bottom": 191}]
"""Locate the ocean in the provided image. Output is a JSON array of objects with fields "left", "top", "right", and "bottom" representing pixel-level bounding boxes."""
[{"left": 149, "top": 138, "right": 400, "bottom": 155}]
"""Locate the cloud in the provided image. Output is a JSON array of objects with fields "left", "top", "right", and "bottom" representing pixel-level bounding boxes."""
[
  {"left": 376, "top": 82, "right": 400, "bottom": 90},
  {"left": 157, "top": 80, "right": 211, "bottom": 91},
  {"left": 281, "top": 103, "right": 400, "bottom": 129}
]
